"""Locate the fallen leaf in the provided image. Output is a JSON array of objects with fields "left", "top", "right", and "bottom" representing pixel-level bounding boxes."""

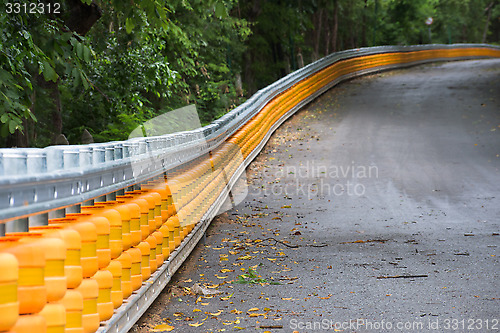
[
  {"left": 209, "top": 310, "right": 223, "bottom": 316},
  {"left": 248, "top": 308, "right": 259, "bottom": 312},
  {"left": 237, "top": 255, "right": 253, "bottom": 260},
  {"left": 193, "top": 309, "right": 201, "bottom": 312},
  {"left": 188, "top": 322, "right": 204, "bottom": 327},
  {"left": 152, "top": 324, "right": 175, "bottom": 332},
  {"left": 220, "top": 293, "right": 233, "bottom": 301},
  {"left": 221, "top": 269, "right": 234, "bottom": 273},
  {"left": 205, "top": 284, "right": 220, "bottom": 289}
]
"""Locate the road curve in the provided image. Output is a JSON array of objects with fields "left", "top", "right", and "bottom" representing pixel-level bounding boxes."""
[{"left": 133, "top": 59, "right": 500, "bottom": 332}]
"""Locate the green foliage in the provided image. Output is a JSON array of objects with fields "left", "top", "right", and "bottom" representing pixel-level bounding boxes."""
[
  {"left": 232, "top": 265, "right": 281, "bottom": 285},
  {"left": 1, "top": 0, "right": 499, "bottom": 146}
]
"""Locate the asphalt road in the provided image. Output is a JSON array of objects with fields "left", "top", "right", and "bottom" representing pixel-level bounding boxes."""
[{"left": 132, "top": 59, "right": 500, "bottom": 333}]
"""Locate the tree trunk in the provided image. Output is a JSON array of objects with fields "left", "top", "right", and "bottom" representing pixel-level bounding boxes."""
[
  {"left": 361, "top": 0, "right": 368, "bottom": 46},
  {"left": 331, "top": 0, "right": 339, "bottom": 52},
  {"left": 325, "top": 15, "right": 331, "bottom": 55},
  {"left": 312, "top": 9, "right": 324, "bottom": 61},
  {"left": 49, "top": 81, "right": 63, "bottom": 144},
  {"left": 482, "top": 2, "right": 495, "bottom": 43}
]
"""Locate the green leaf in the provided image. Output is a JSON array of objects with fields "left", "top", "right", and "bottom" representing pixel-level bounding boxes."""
[
  {"left": 83, "top": 46, "right": 91, "bottom": 62},
  {"left": 76, "top": 43, "right": 83, "bottom": 59},
  {"left": 8, "top": 119, "right": 18, "bottom": 134},
  {"left": 125, "top": 18, "right": 135, "bottom": 34},
  {"left": 214, "top": 2, "right": 227, "bottom": 19},
  {"left": 41, "top": 60, "right": 58, "bottom": 82},
  {"left": 1, "top": 113, "right": 9, "bottom": 123},
  {"left": 80, "top": 72, "right": 88, "bottom": 90}
]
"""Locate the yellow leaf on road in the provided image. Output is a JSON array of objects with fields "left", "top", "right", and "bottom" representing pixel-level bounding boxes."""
[
  {"left": 248, "top": 307, "right": 259, "bottom": 312},
  {"left": 209, "top": 310, "right": 223, "bottom": 316},
  {"left": 152, "top": 324, "right": 174, "bottom": 332},
  {"left": 237, "top": 255, "right": 253, "bottom": 260},
  {"left": 206, "top": 284, "right": 220, "bottom": 289},
  {"left": 188, "top": 322, "right": 204, "bottom": 327}
]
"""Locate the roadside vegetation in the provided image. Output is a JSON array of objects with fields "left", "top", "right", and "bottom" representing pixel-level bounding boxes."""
[{"left": 1, "top": 0, "right": 499, "bottom": 147}]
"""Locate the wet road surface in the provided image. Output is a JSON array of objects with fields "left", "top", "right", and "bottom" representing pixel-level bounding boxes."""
[{"left": 132, "top": 59, "right": 500, "bottom": 333}]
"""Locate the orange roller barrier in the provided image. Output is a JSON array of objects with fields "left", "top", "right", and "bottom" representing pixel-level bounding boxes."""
[
  {"left": 30, "top": 226, "right": 83, "bottom": 289},
  {"left": 118, "top": 200, "right": 141, "bottom": 247},
  {"left": 83, "top": 207, "right": 123, "bottom": 260},
  {"left": 0, "top": 238, "right": 47, "bottom": 315},
  {"left": 6, "top": 233, "right": 67, "bottom": 304},
  {"left": 48, "top": 220, "right": 98, "bottom": 279},
  {"left": 96, "top": 202, "right": 132, "bottom": 251},
  {"left": 39, "top": 303, "right": 66, "bottom": 333},
  {"left": 157, "top": 225, "right": 171, "bottom": 260},
  {"left": 116, "top": 195, "right": 148, "bottom": 244},
  {"left": 66, "top": 213, "right": 111, "bottom": 270},
  {"left": 10, "top": 313, "right": 47, "bottom": 333},
  {"left": 92, "top": 270, "right": 113, "bottom": 322},
  {"left": 145, "top": 235, "right": 158, "bottom": 273},
  {"left": 116, "top": 251, "right": 132, "bottom": 299},
  {"left": 136, "top": 241, "right": 151, "bottom": 281},
  {"left": 0, "top": 252, "right": 19, "bottom": 332},
  {"left": 151, "top": 231, "right": 164, "bottom": 267},
  {"left": 58, "top": 289, "right": 84, "bottom": 333},
  {"left": 105, "top": 260, "right": 123, "bottom": 309},
  {"left": 74, "top": 279, "right": 99, "bottom": 333},
  {"left": 127, "top": 247, "right": 142, "bottom": 291}
]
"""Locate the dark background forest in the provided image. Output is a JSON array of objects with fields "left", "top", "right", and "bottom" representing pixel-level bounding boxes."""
[{"left": 1, "top": 0, "right": 499, "bottom": 147}]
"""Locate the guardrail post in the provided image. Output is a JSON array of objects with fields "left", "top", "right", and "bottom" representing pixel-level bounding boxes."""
[
  {"left": 5, "top": 218, "right": 29, "bottom": 233},
  {"left": 48, "top": 209, "right": 65, "bottom": 219},
  {"left": 29, "top": 213, "right": 49, "bottom": 227},
  {"left": 106, "top": 192, "right": 117, "bottom": 201},
  {"left": 66, "top": 204, "right": 81, "bottom": 214},
  {"left": 0, "top": 223, "right": 4, "bottom": 236},
  {"left": 95, "top": 196, "right": 107, "bottom": 203},
  {"left": 82, "top": 199, "right": 94, "bottom": 206}
]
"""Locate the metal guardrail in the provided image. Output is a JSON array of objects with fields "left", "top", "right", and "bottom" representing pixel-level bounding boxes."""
[
  {"left": 1, "top": 44, "right": 499, "bottom": 226},
  {"left": 1, "top": 44, "right": 500, "bottom": 333}
]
